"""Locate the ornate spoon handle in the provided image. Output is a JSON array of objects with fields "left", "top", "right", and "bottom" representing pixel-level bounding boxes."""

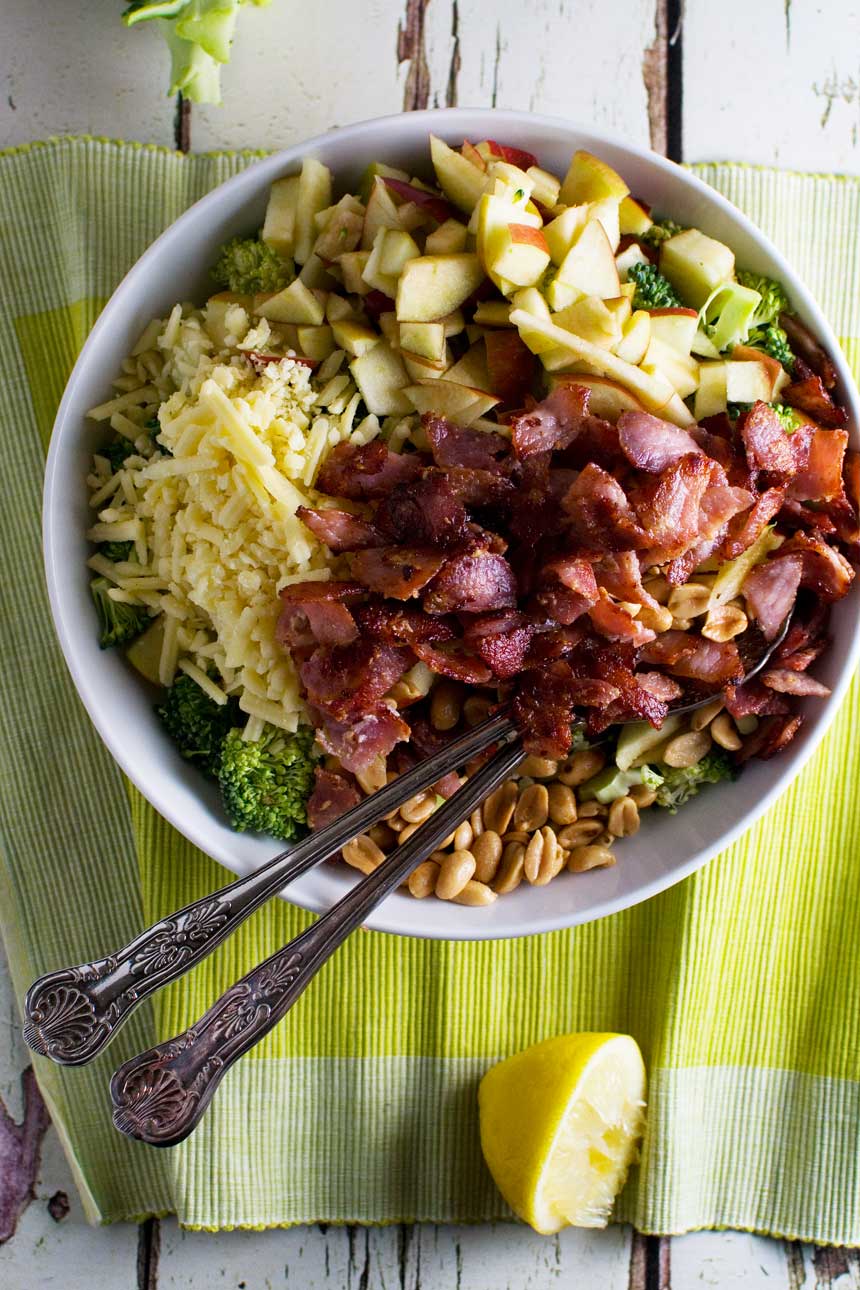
[
  {"left": 24, "top": 713, "right": 515, "bottom": 1066},
  {"left": 110, "top": 740, "right": 526, "bottom": 1147}
]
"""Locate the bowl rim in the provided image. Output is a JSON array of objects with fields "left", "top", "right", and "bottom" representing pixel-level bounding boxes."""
[{"left": 43, "top": 106, "right": 860, "bottom": 941}]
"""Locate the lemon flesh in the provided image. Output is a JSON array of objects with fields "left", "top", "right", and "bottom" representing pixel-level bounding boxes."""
[{"left": 478, "top": 1032, "right": 646, "bottom": 1234}]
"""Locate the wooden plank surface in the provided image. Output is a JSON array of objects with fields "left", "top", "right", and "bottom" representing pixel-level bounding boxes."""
[{"left": 2, "top": 1, "right": 860, "bottom": 1286}]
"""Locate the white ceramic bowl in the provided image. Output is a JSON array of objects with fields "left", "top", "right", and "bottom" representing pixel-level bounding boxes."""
[{"left": 44, "top": 108, "right": 860, "bottom": 940}]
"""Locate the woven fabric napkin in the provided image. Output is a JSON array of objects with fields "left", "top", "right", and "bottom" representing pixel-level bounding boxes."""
[{"left": 1, "top": 138, "right": 859, "bottom": 1241}]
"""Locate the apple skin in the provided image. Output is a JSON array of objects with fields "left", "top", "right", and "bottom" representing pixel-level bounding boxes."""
[
  {"left": 383, "top": 177, "right": 457, "bottom": 226},
  {"left": 508, "top": 223, "right": 550, "bottom": 252},
  {"left": 477, "top": 139, "right": 539, "bottom": 169},
  {"left": 461, "top": 140, "right": 488, "bottom": 170},
  {"left": 485, "top": 329, "right": 536, "bottom": 409},
  {"left": 549, "top": 373, "right": 648, "bottom": 421},
  {"left": 648, "top": 307, "right": 699, "bottom": 356}
]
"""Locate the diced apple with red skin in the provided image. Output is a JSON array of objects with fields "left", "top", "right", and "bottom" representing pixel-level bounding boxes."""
[
  {"left": 587, "top": 197, "right": 621, "bottom": 253},
  {"left": 659, "top": 228, "right": 735, "bottom": 309},
  {"left": 425, "top": 218, "right": 468, "bottom": 255},
  {"left": 313, "top": 194, "right": 364, "bottom": 262},
  {"left": 405, "top": 380, "right": 500, "bottom": 424},
  {"left": 395, "top": 253, "right": 486, "bottom": 322},
  {"left": 694, "top": 362, "right": 728, "bottom": 419},
  {"left": 554, "top": 219, "right": 621, "bottom": 299},
  {"left": 615, "top": 241, "right": 650, "bottom": 280},
  {"left": 476, "top": 139, "right": 539, "bottom": 169},
  {"left": 383, "top": 177, "right": 457, "bottom": 225},
  {"left": 648, "top": 307, "right": 699, "bottom": 356},
  {"left": 357, "top": 161, "right": 410, "bottom": 205},
  {"left": 725, "top": 357, "right": 775, "bottom": 402},
  {"left": 615, "top": 310, "right": 651, "bottom": 365},
  {"left": 262, "top": 175, "right": 300, "bottom": 257},
  {"left": 361, "top": 178, "right": 405, "bottom": 250},
  {"left": 486, "top": 160, "right": 535, "bottom": 199},
  {"left": 549, "top": 373, "right": 649, "bottom": 421},
  {"left": 731, "top": 344, "right": 786, "bottom": 396},
  {"left": 430, "top": 134, "right": 492, "bottom": 213},
  {"left": 560, "top": 150, "right": 629, "bottom": 206},
  {"left": 297, "top": 325, "right": 335, "bottom": 361},
  {"left": 486, "top": 223, "right": 551, "bottom": 288},
  {"left": 461, "top": 140, "right": 488, "bottom": 170},
  {"left": 526, "top": 165, "right": 561, "bottom": 207},
  {"left": 403, "top": 350, "right": 451, "bottom": 381},
  {"left": 477, "top": 192, "right": 541, "bottom": 291},
  {"left": 485, "top": 329, "right": 536, "bottom": 408}
]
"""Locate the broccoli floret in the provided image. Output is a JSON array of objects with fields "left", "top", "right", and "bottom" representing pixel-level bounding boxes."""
[
  {"left": 640, "top": 218, "right": 685, "bottom": 248},
  {"left": 627, "top": 261, "right": 682, "bottom": 311},
  {"left": 735, "top": 270, "right": 790, "bottom": 327},
  {"left": 99, "top": 540, "right": 134, "bottom": 562},
  {"left": 218, "top": 724, "right": 316, "bottom": 841},
  {"left": 156, "top": 674, "right": 241, "bottom": 778},
  {"left": 654, "top": 750, "right": 736, "bottom": 813},
  {"left": 742, "top": 321, "right": 795, "bottom": 372},
  {"left": 727, "top": 401, "right": 802, "bottom": 431},
  {"left": 710, "top": 270, "right": 796, "bottom": 371},
  {"left": 91, "top": 576, "right": 150, "bottom": 650},
  {"left": 211, "top": 236, "right": 294, "bottom": 295}
]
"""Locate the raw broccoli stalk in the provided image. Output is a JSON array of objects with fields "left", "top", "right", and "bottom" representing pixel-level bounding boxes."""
[
  {"left": 640, "top": 218, "right": 685, "bottom": 248},
  {"left": 218, "top": 724, "right": 316, "bottom": 840},
  {"left": 211, "top": 236, "right": 294, "bottom": 295},
  {"left": 654, "top": 750, "right": 735, "bottom": 813},
  {"left": 627, "top": 261, "right": 682, "bottom": 311},
  {"left": 156, "top": 674, "right": 241, "bottom": 778},
  {"left": 91, "top": 577, "right": 150, "bottom": 649},
  {"left": 99, "top": 540, "right": 135, "bottom": 562},
  {"left": 731, "top": 269, "right": 796, "bottom": 371}
]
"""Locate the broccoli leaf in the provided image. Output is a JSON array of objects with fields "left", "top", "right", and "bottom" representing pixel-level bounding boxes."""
[
  {"left": 157, "top": 674, "right": 241, "bottom": 778},
  {"left": 640, "top": 218, "right": 685, "bottom": 248},
  {"left": 211, "top": 235, "right": 295, "bottom": 295},
  {"left": 99, "top": 540, "right": 135, "bottom": 563},
  {"left": 218, "top": 724, "right": 316, "bottom": 840},
  {"left": 654, "top": 750, "right": 736, "bottom": 813},
  {"left": 91, "top": 577, "right": 150, "bottom": 650},
  {"left": 627, "top": 261, "right": 682, "bottom": 311}
]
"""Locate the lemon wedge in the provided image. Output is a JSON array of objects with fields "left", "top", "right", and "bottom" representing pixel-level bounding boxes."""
[{"left": 478, "top": 1032, "right": 646, "bottom": 1234}]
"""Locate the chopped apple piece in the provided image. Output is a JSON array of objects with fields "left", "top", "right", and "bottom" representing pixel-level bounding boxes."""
[
  {"left": 659, "top": 228, "right": 735, "bottom": 308},
  {"left": 544, "top": 275, "right": 582, "bottom": 312},
  {"left": 357, "top": 161, "right": 410, "bottom": 205},
  {"left": 555, "top": 219, "right": 621, "bottom": 299},
  {"left": 619, "top": 196, "right": 653, "bottom": 237},
  {"left": 293, "top": 158, "right": 333, "bottom": 266},
  {"left": 298, "top": 252, "right": 337, "bottom": 290},
  {"left": 331, "top": 318, "right": 379, "bottom": 357},
  {"left": 509, "top": 307, "right": 693, "bottom": 425},
  {"left": 642, "top": 338, "right": 700, "bottom": 399},
  {"left": 405, "top": 380, "right": 500, "bottom": 425},
  {"left": 648, "top": 307, "right": 699, "bottom": 355},
  {"left": 399, "top": 321, "right": 445, "bottom": 361},
  {"left": 297, "top": 325, "right": 335, "bottom": 361},
  {"left": 396, "top": 253, "right": 486, "bottom": 322},
  {"left": 379, "top": 229, "right": 422, "bottom": 277},
  {"left": 615, "top": 241, "right": 650, "bottom": 280},
  {"left": 425, "top": 218, "right": 469, "bottom": 254},
  {"left": 512, "top": 286, "right": 559, "bottom": 356},
  {"left": 378, "top": 311, "right": 399, "bottom": 346},
  {"left": 362, "top": 228, "right": 399, "bottom": 297},
  {"left": 350, "top": 342, "right": 412, "bottom": 415},
  {"left": 694, "top": 363, "right": 728, "bottom": 419},
  {"left": 587, "top": 197, "right": 621, "bottom": 253},
  {"left": 725, "top": 357, "right": 775, "bottom": 403},
  {"left": 313, "top": 194, "right": 364, "bottom": 261},
  {"left": 430, "top": 134, "right": 491, "bottom": 212},
  {"left": 619, "top": 281, "right": 636, "bottom": 302},
  {"left": 603, "top": 295, "right": 632, "bottom": 327},
  {"left": 486, "top": 160, "right": 534, "bottom": 198},
  {"left": 339, "top": 250, "right": 371, "bottom": 295},
  {"left": 731, "top": 344, "right": 785, "bottom": 396},
  {"left": 440, "top": 309, "right": 466, "bottom": 337},
  {"left": 325, "top": 293, "right": 355, "bottom": 323},
  {"left": 615, "top": 310, "right": 651, "bottom": 365},
  {"left": 477, "top": 191, "right": 541, "bottom": 290},
  {"left": 526, "top": 165, "right": 562, "bottom": 207},
  {"left": 403, "top": 350, "right": 450, "bottom": 380},
  {"left": 444, "top": 341, "right": 492, "bottom": 392},
  {"left": 362, "top": 178, "right": 405, "bottom": 250},
  {"left": 256, "top": 278, "right": 325, "bottom": 325},
  {"left": 552, "top": 296, "right": 621, "bottom": 350},
  {"left": 485, "top": 223, "right": 551, "bottom": 288},
  {"left": 549, "top": 373, "right": 648, "bottom": 421},
  {"left": 473, "top": 300, "right": 513, "bottom": 327},
  {"left": 395, "top": 202, "right": 430, "bottom": 233},
  {"left": 559, "top": 150, "right": 629, "bottom": 206},
  {"left": 262, "top": 175, "right": 300, "bottom": 257},
  {"left": 543, "top": 204, "right": 588, "bottom": 264},
  {"left": 461, "top": 140, "right": 487, "bottom": 170}
]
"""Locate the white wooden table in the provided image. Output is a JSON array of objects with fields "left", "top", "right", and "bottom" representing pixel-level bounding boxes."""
[{"left": 2, "top": 2, "right": 860, "bottom": 1285}]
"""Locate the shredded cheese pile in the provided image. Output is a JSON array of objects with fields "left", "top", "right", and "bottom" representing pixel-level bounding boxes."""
[{"left": 85, "top": 298, "right": 415, "bottom": 734}]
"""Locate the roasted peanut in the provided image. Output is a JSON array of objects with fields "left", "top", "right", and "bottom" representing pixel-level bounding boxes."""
[
  {"left": 608, "top": 796, "right": 640, "bottom": 838},
  {"left": 355, "top": 756, "right": 386, "bottom": 795},
  {"left": 436, "top": 849, "right": 477, "bottom": 900},
  {"left": 577, "top": 799, "right": 606, "bottom": 818},
  {"left": 702, "top": 603, "right": 748, "bottom": 642},
  {"left": 388, "top": 678, "right": 421, "bottom": 707},
  {"left": 469, "top": 807, "right": 485, "bottom": 838},
  {"left": 408, "top": 860, "right": 440, "bottom": 899},
  {"left": 482, "top": 780, "right": 518, "bottom": 834},
  {"left": 493, "top": 841, "right": 525, "bottom": 894},
  {"left": 463, "top": 695, "right": 494, "bottom": 727},
  {"left": 453, "top": 819, "right": 474, "bottom": 851},
  {"left": 557, "top": 819, "right": 603, "bottom": 849},
  {"left": 711, "top": 711, "right": 742, "bottom": 751},
  {"left": 400, "top": 790, "right": 437, "bottom": 824},
  {"left": 524, "top": 827, "right": 564, "bottom": 885},
  {"left": 667, "top": 581, "right": 711, "bottom": 620},
  {"left": 663, "top": 729, "right": 712, "bottom": 768},
  {"left": 637, "top": 603, "right": 674, "bottom": 633},
  {"left": 567, "top": 844, "right": 616, "bottom": 872},
  {"left": 472, "top": 830, "right": 503, "bottom": 884},
  {"left": 342, "top": 834, "right": 385, "bottom": 875},
  {"left": 643, "top": 574, "right": 670, "bottom": 604},
  {"left": 518, "top": 756, "right": 559, "bottom": 779},
  {"left": 556, "top": 748, "right": 605, "bottom": 787},
  {"left": 629, "top": 783, "right": 657, "bottom": 809},
  {"left": 368, "top": 822, "right": 396, "bottom": 850},
  {"left": 547, "top": 783, "right": 578, "bottom": 826},
  {"left": 691, "top": 697, "right": 724, "bottom": 731},
  {"left": 453, "top": 880, "right": 498, "bottom": 906},
  {"left": 502, "top": 829, "right": 530, "bottom": 844},
  {"left": 514, "top": 783, "right": 550, "bottom": 831},
  {"left": 430, "top": 680, "right": 462, "bottom": 731}
]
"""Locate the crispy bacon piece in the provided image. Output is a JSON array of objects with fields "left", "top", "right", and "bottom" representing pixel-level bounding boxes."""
[
  {"left": 436, "top": 466, "right": 515, "bottom": 511},
  {"left": 535, "top": 555, "right": 600, "bottom": 626},
  {"left": 593, "top": 551, "right": 660, "bottom": 609},
  {"left": 563, "top": 463, "right": 646, "bottom": 551},
  {"left": 277, "top": 600, "right": 358, "bottom": 648},
  {"left": 721, "top": 486, "right": 785, "bottom": 559},
  {"left": 524, "top": 623, "right": 585, "bottom": 664},
  {"left": 300, "top": 642, "right": 410, "bottom": 722},
  {"left": 350, "top": 547, "right": 446, "bottom": 599},
  {"left": 741, "top": 554, "right": 803, "bottom": 640},
  {"left": 461, "top": 611, "right": 535, "bottom": 678},
  {"left": 738, "top": 402, "right": 797, "bottom": 477},
  {"left": 509, "top": 383, "right": 590, "bottom": 458},
  {"left": 374, "top": 473, "right": 469, "bottom": 550},
  {"left": 422, "top": 414, "right": 511, "bottom": 473},
  {"left": 632, "top": 455, "right": 712, "bottom": 559},
  {"left": 779, "top": 534, "right": 854, "bottom": 602},
  {"left": 485, "top": 330, "right": 537, "bottom": 409},
  {"left": 736, "top": 714, "right": 803, "bottom": 762},
  {"left": 296, "top": 506, "right": 382, "bottom": 552},
  {"left": 354, "top": 599, "right": 457, "bottom": 645},
  {"left": 306, "top": 767, "right": 361, "bottom": 830},
  {"left": 424, "top": 551, "right": 518, "bottom": 614},
  {"left": 779, "top": 313, "right": 838, "bottom": 389},
  {"left": 697, "top": 479, "right": 755, "bottom": 542},
  {"left": 723, "top": 680, "right": 789, "bottom": 720},
  {"left": 760, "top": 668, "right": 831, "bottom": 697},
  {"left": 316, "top": 440, "right": 423, "bottom": 499},
  {"left": 576, "top": 647, "right": 668, "bottom": 731},
  {"left": 636, "top": 672, "right": 683, "bottom": 701},
  {"left": 315, "top": 704, "right": 410, "bottom": 774},
  {"left": 668, "top": 637, "right": 744, "bottom": 685},
  {"left": 511, "top": 660, "right": 599, "bottom": 758},
  {"left": 411, "top": 639, "right": 493, "bottom": 684},
  {"left": 639, "top": 630, "right": 697, "bottom": 666},
  {"left": 279, "top": 579, "right": 364, "bottom": 603},
  {"left": 774, "top": 603, "right": 829, "bottom": 663},
  {"left": 787, "top": 429, "right": 848, "bottom": 502},
  {"left": 588, "top": 590, "right": 656, "bottom": 646},
  {"left": 617, "top": 411, "right": 703, "bottom": 472},
  {"left": 784, "top": 361, "right": 848, "bottom": 428}
]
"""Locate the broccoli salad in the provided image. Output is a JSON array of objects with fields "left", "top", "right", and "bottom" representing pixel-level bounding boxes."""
[{"left": 84, "top": 136, "right": 854, "bottom": 899}]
